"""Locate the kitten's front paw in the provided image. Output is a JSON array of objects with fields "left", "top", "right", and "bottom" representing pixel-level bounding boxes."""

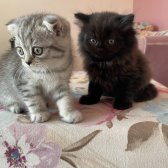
[
  {"left": 30, "top": 112, "right": 51, "bottom": 123},
  {"left": 79, "top": 95, "right": 100, "bottom": 105},
  {"left": 113, "top": 99, "right": 133, "bottom": 110},
  {"left": 8, "top": 104, "right": 22, "bottom": 114},
  {"left": 61, "top": 110, "right": 82, "bottom": 123}
]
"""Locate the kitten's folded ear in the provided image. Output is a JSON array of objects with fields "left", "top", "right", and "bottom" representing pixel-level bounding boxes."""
[
  {"left": 74, "top": 13, "right": 90, "bottom": 27},
  {"left": 6, "top": 19, "right": 18, "bottom": 36},
  {"left": 43, "top": 15, "right": 63, "bottom": 36},
  {"left": 119, "top": 14, "right": 134, "bottom": 30}
]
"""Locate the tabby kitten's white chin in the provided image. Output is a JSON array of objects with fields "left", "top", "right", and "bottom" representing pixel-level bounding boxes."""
[{"left": 0, "top": 13, "right": 82, "bottom": 123}]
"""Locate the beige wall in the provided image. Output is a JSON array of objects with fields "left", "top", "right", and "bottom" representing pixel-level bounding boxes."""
[{"left": 0, "top": 0, "right": 133, "bottom": 70}]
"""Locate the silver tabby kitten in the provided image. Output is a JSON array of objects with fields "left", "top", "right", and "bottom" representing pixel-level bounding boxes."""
[{"left": 0, "top": 13, "right": 82, "bottom": 123}]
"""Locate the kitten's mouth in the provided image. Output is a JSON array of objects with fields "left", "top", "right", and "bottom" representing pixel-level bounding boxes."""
[
  {"left": 90, "top": 54, "right": 115, "bottom": 62},
  {"left": 85, "top": 49, "right": 116, "bottom": 62}
]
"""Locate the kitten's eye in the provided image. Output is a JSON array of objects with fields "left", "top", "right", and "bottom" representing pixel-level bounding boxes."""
[
  {"left": 89, "top": 39, "right": 98, "bottom": 46},
  {"left": 32, "top": 47, "right": 43, "bottom": 56},
  {"left": 108, "top": 39, "right": 115, "bottom": 45},
  {"left": 16, "top": 47, "right": 24, "bottom": 56}
]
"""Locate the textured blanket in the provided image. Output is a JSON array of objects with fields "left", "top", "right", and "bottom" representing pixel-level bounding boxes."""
[{"left": 0, "top": 71, "right": 168, "bottom": 168}]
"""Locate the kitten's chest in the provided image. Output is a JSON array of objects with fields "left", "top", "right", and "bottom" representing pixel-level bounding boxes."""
[
  {"left": 38, "top": 74, "right": 63, "bottom": 92},
  {"left": 87, "top": 62, "right": 133, "bottom": 91},
  {"left": 88, "top": 63, "right": 118, "bottom": 83}
]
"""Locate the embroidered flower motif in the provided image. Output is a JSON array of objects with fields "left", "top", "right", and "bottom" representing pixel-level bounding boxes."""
[
  {"left": 0, "top": 123, "right": 61, "bottom": 168},
  {"left": 3, "top": 138, "right": 36, "bottom": 168}
]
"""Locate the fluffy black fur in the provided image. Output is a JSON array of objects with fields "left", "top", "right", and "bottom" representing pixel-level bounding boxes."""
[{"left": 75, "top": 12, "right": 158, "bottom": 110}]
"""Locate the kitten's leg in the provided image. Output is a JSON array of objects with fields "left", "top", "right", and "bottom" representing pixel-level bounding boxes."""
[
  {"left": 7, "top": 103, "right": 23, "bottom": 113},
  {"left": 23, "top": 94, "right": 51, "bottom": 123},
  {"left": 53, "top": 89, "right": 82, "bottom": 123},
  {"left": 113, "top": 81, "right": 134, "bottom": 110},
  {"left": 3, "top": 99, "right": 24, "bottom": 114},
  {"left": 0, "top": 92, "right": 25, "bottom": 113},
  {"left": 20, "top": 83, "right": 50, "bottom": 123},
  {"left": 79, "top": 81, "right": 103, "bottom": 105},
  {"left": 113, "top": 94, "right": 133, "bottom": 110}
]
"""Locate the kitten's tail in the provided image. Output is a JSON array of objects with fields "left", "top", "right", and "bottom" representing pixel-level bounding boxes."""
[{"left": 134, "top": 83, "right": 158, "bottom": 102}]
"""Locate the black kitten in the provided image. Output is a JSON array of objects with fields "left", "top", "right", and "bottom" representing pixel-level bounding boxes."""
[{"left": 75, "top": 12, "right": 158, "bottom": 110}]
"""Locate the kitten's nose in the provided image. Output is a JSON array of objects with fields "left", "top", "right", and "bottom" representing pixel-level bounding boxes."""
[
  {"left": 97, "top": 44, "right": 104, "bottom": 51},
  {"left": 97, "top": 47, "right": 104, "bottom": 52},
  {"left": 26, "top": 60, "right": 32, "bottom": 66}
]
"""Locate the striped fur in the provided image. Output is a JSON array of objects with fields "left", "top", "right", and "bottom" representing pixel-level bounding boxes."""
[{"left": 0, "top": 13, "right": 82, "bottom": 123}]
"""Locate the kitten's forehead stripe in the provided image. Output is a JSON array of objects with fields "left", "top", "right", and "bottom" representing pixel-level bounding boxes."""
[
  {"left": 16, "top": 15, "right": 44, "bottom": 50},
  {"left": 19, "top": 18, "right": 39, "bottom": 48}
]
